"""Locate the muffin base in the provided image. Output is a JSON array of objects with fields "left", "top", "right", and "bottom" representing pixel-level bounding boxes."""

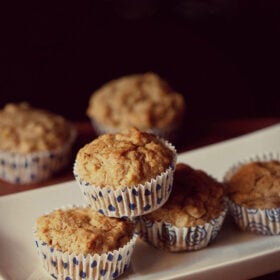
[
  {"left": 227, "top": 199, "right": 280, "bottom": 235},
  {"left": 137, "top": 203, "right": 228, "bottom": 252},
  {"left": 224, "top": 151, "right": 280, "bottom": 235},
  {"left": 74, "top": 162, "right": 175, "bottom": 218},
  {"left": 0, "top": 128, "right": 76, "bottom": 184},
  {"left": 34, "top": 205, "right": 138, "bottom": 280}
]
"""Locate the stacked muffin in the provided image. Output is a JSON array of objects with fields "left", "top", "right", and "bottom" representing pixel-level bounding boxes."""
[
  {"left": 72, "top": 127, "right": 227, "bottom": 254},
  {"left": 35, "top": 205, "right": 137, "bottom": 280},
  {"left": 73, "top": 127, "right": 177, "bottom": 217},
  {"left": 34, "top": 127, "right": 177, "bottom": 279},
  {"left": 137, "top": 163, "right": 227, "bottom": 252}
]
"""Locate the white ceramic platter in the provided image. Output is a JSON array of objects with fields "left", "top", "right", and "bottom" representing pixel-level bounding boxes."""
[{"left": 0, "top": 124, "right": 280, "bottom": 280}]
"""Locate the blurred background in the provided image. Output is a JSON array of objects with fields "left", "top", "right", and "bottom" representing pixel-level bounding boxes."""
[{"left": 1, "top": 0, "right": 280, "bottom": 123}]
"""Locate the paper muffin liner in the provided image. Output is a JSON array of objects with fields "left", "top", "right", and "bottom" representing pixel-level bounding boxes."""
[
  {"left": 224, "top": 151, "right": 280, "bottom": 235},
  {"left": 136, "top": 200, "right": 228, "bottom": 252},
  {"left": 90, "top": 117, "right": 181, "bottom": 141},
  {"left": 0, "top": 128, "right": 77, "bottom": 184},
  {"left": 34, "top": 205, "right": 138, "bottom": 280},
  {"left": 74, "top": 139, "right": 177, "bottom": 218}
]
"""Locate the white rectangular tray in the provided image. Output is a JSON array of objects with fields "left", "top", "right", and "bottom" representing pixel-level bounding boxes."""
[{"left": 1, "top": 124, "right": 280, "bottom": 280}]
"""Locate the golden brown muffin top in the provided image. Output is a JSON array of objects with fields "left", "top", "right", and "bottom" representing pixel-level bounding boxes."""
[
  {"left": 145, "top": 163, "right": 225, "bottom": 227},
  {"left": 225, "top": 160, "right": 280, "bottom": 208},
  {"left": 87, "top": 72, "right": 186, "bottom": 130},
  {"left": 0, "top": 102, "right": 72, "bottom": 154},
  {"left": 36, "top": 207, "right": 135, "bottom": 255},
  {"left": 75, "top": 127, "right": 175, "bottom": 188}
]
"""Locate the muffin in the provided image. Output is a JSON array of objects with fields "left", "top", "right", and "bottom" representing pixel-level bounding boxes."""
[
  {"left": 0, "top": 102, "right": 76, "bottom": 184},
  {"left": 224, "top": 152, "right": 280, "bottom": 235},
  {"left": 137, "top": 163, "right": 227, "bottom": 252},
  {"left": 73, "top": 127, "right": 177, "bottom": 218},
  {"left": 34, "top": 205, "right": 137, "bottom": 280},
  {"left": 86, "top": 72, "right": 186, "bottom": 140}
]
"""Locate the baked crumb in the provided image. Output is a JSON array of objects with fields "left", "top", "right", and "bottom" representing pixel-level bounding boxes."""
[
  {"left": 0, "top": 103, "right": 72, "bottom": 153},
  {"left": 75, "top": 127, "right": 175, "bottom": 188},
  {"left": 87, "top": 72, "right": 185, "bottom": 130},
  {"left": 226, "top": 161, "right": 280, "bottom": 208},
  {"left": 36, "top": 207, "right": 135, "bottom": 255},
  {"left": 145, "top": 163, "right": 225, "bottom": 227}
]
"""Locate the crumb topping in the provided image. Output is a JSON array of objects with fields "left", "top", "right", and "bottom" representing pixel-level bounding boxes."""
[
  {"left": 145, "top": 163, "right": 225, "bottom": 227},
  {"left": 0, "top": 103, "right": 72, "bottom": 153},
  {"left": 226, "top": 161, "right": 280, "bottom": 208},
  {"left": 75, "top": 127, "right": 174, "bottom": 188},
  {"left": 87, "top": 72, "right": 186, "bottom": 130},
  {"left": 36, "top": 207, "right": 135, "bottom": 255}
]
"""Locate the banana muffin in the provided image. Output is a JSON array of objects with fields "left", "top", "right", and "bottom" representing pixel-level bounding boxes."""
[
  {"left": 86, "top": 72, "right": 186, "bottom": 140},
  {"left": 74, "top": 127, "right": 177, "bottom": 217},
  {"left": 34, "top": 205, "right": 137, "bottom": 280},
  {"left": 0, "top": 102, "right": 76, "bottom": 184},
  {"left": 138, "top": 163, "right": 227, "bottom": 252},
  {"left": 224, "top": 154, "right": 280, "bottom": 235}
]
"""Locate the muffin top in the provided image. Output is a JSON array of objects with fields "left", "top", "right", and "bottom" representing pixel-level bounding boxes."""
[
  {"left": 0, "top": 102, "right": 72, "bottom": 154},
  {"left": 86, "top": 72, "right": 186, "bottom": 131},
  {"left": 36, "top": 207, "right": 135, "bottom": 255},
  {"left": 225, "top": 160, "right": 280, "bottom": 208},
  {"left": 75, "top": 127, "right": 175, "bottom": 188},
  {"left": 144, "top": 163, "right": 225, "bottom": 227}
]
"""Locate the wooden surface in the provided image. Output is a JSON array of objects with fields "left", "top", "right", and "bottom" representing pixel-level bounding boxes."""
[
  {"left": 0, "top": 118, "right": 280, "bottom": 279},
  {"left": 1, "top": 117, "right": 279, "bottom": 197}
]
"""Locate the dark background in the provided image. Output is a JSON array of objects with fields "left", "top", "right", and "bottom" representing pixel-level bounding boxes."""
[{"left": 1, "top": 0, "right": 280, "bottom": 123}]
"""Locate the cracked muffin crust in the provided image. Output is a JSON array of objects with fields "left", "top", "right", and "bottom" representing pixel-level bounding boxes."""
[
  {"left": 75, "top": 127, "right": 175, "bottom": 188},
  {"left": 137, "top": 163, "right": 227, "bottom": 251},
  {"left": 73, "top": 127, "right": 176, "bottom": 217},
  {"left": 143, "top": 163, "right": 225, "bottom": 227},
  {"left": 36, "top": 207, "right": 135, "bottom": 255},
  {"left": 34, "top": 205, "right": 137, "bottom": 279},
  {"left": 86, "top": 72, "right": 186, "bottom": 136},
  {"left": 225, "top": 160, "right": 280, "bottom": 208}
]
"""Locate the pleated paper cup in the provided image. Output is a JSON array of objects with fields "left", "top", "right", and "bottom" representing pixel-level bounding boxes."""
[
  {"left": 0, "top": 128, "right": 76, "bottom": 184},
  {"left": 224, "top": 151, "right": 280, "bottom": 235},
  {"left": 137, "top": 201, "right": 227, "bottom": 252},
  {"left": 74, "top": 139, "right": 177, "bottom": 218},
  {"left": 34, "top": 205, "right": 138, "bottom": 280}
]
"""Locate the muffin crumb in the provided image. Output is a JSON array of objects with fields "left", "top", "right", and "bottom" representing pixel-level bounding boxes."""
[
  {"left": 75, "top": 127, "right": 175, "bottom": 188},
  {"left": 36, "top": 207, "right": 135, "bottom": 255},
  {"left": 226, "top": 160, "right": 280, "bottom": 208}
]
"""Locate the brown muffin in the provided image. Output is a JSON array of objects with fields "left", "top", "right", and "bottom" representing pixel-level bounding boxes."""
[
  {"left": 146, "top": 163, "right": 225, "bottom": 226},
  {"left": 86, "top": 72, "right": 186, "bottom": 139},
  {"left": 34, "top": 205, "right": 137, "bottom": 280},
  {"left": 225, "top": 160, "right": 280, "bottom": 208},
  {"left": 36, "top": 207, "right": 135, "bottom": 255},
  {"left": 138, "top": 163, "right": 227, "bottom": 252},
  {"left": 0, "top": 102, "right": 76, "bottom": 184},
  {"left": 73, "top": 127, "right": 177, "bottom": 217},
  {"left": 0, "top": 102, "right": 72, "bottom": 154},
  {"left": 75, "top": 127, "right": 174, "bottom": 188},
  {"left": 224, "top": 154, "right": 280, "bottom": 235}
]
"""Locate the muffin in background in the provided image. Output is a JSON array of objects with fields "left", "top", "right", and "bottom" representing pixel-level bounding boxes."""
[
  {"left": 86, "top": 72, "right": 186, "bottom": 140},
  {"left": 137, "top": 163, "right": 227, "bottom": 252},
  {"left": 0, "top": 102, "right": 76, "bottom": 184},
  {"left": 34, "top": 205, "right": 137, "bottom": 280},
  {"left": 74, "top": 127, "right": 177, "bottom": 218},
  {"left": 224, "top": 152, "right": 280, "bottom": 235}
]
